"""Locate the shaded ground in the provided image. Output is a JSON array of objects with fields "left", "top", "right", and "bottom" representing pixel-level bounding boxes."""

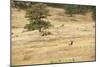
[{"left": 11, "top": 7, "right": 96, "bottom": 66}]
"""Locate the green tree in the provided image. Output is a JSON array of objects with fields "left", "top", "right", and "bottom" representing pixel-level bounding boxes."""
[
  {"left": 77, "top": 5, "right": 89, "bottom": 14},
  {"left": 25, "top": 3, "right": 52, "bottom": 33},
  {"left": 91, "top": 6, "right": 96, "bottom": 21},
  {"left": 65, "top": 5, "right": 91, "bottom": 16},
  {"left": 65, "top": 5, "right": 78, "bottom": 16},
  {"left": 11, "top": 0, "right": 32, "bottom": 10}
]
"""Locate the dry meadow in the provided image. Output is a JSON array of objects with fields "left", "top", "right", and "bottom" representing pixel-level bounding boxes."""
[{"left": 11, "top": 6, "right": 96, "bottom": 66}]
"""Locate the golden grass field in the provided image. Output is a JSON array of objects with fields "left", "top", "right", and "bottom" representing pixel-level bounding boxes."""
[{"left": 11, "top": 7, "right": 96, "bottom": 66}]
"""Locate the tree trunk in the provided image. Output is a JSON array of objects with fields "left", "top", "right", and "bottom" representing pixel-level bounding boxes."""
[
  {"left": 70, "top": 14, "right": 73, "bottom": 17},
  {"left": 39, "top": 28, "right": 42, "bottom": 32}
]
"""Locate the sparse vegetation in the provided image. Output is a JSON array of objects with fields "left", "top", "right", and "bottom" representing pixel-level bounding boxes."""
[
  {"left": 49, "top": 58, "right": 75, "bottom": 64},
  {"left": 41, "top": 31, "right": 52, "bottom": 36},
  {"left": 11, "top": 1, "right": 96, "bottom": 65}
]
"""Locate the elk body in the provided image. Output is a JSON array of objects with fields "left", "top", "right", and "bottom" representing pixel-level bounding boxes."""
[{"left": 69, "top": 40, "right": 74, "bottom": 46}]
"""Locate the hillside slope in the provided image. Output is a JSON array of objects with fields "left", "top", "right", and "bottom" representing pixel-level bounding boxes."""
[{"left": 11, "top": 7, "right": 95, "bottom": 65}]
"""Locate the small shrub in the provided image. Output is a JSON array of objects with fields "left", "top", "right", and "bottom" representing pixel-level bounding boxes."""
[
  {"left": 41, "top": 31, "right": 52, "bottom": 36},
  {"left": 60, "top": 24, "right": 64, "bottom": 27}
]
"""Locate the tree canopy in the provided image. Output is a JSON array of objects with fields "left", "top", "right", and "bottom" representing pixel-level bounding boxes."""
[{"left": 24, "top": 3, "right": 52, "bottom": 33}]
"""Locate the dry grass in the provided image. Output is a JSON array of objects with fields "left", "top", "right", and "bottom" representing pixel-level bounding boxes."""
[{"left": 11, "top": 7, "right": 96, "bottom": 66}]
